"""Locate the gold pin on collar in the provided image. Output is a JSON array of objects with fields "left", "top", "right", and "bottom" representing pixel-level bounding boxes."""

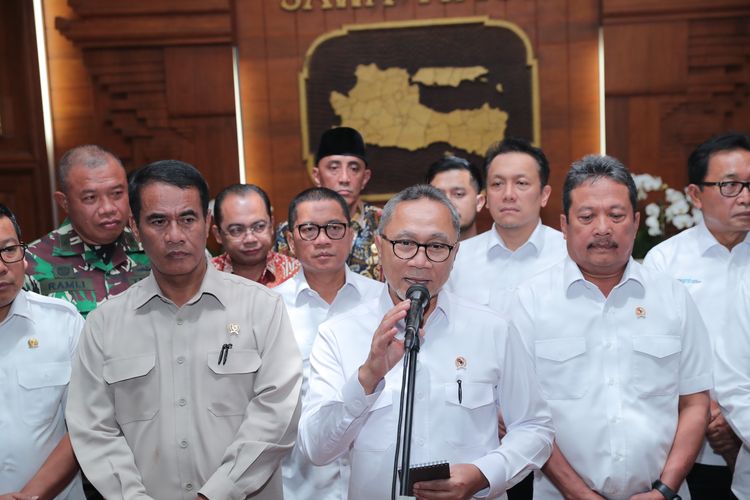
[
  {"left": 455, "top": 356, "right": 467, "bottom": 369},
  {"left": 227, "top": 323, "right": 240, "bottom": 336},
  {"left": 635, "top": 306, "right": 646, "bottom": 319},
  {"left": 28, "top": 338, "right": 39, "bottom": 349}
]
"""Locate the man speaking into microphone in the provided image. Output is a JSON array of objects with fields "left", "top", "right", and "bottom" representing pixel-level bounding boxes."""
[{"left": 299, "top": 185, "right": 553, "bottom": 500}]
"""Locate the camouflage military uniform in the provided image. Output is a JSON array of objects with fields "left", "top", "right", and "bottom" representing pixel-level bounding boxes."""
[
  {"left": 275, "top": 201, "right": 382, "bottom": 280},
  {"left": 24, "top": 221, "right": 150, "bottom": 317}
]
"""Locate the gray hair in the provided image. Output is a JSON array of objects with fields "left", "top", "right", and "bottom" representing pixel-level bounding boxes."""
[
  {"left": 378, "top": 184, "right": 461, "bottom": 238},
  {"left": 562, "top": 154, "right": 637, "bottom": 218},
  {"left": 58, "top": 145, "right": 123, "bottom": 193}
]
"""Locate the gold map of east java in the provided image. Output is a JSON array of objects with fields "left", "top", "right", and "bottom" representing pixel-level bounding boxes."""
[{"left": 330, "top": 64, "right": 508, "bottom": 155}]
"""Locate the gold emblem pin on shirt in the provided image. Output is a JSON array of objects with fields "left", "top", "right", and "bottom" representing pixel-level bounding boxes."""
[
  {"left": 455, "top": 356, "right": 467, "bottom": 369},
  {"left": 28, "top": 338, "right": 39, "bottom": 349},
  {"left": 227, "top": 323, "right": 240, "bottom": 336},
  {"left": 635, "top": 306, "right": 646, "bottom": 319}
]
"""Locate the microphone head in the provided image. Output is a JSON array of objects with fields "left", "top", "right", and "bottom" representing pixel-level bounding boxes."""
[{"left": 406, "top": 284, "right": 430, "bottom": 308}]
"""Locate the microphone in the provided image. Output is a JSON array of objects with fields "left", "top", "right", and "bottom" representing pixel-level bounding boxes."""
[{"left": 404, "top": 284, "right": 430, "bottom": 351}]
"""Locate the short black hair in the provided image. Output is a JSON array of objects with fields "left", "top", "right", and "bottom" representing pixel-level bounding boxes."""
[
  {"left": 288, "top": 187, "right": 350, "bottom": 230},
  {"left": 213, "top": 184, "right": 272, "bottom": 228},
  {"left": 688, "top": 132, "right": 750, "bottom": 185},
  {"left": 58, "top": 144, "right": 123, "bottom": 193},
  {"left": 484, "top": 137, "right": 550, "bottom": 187},
  {"left": 426, "top": 155, "right": 484, "bottom": 192},
  {"left": 129, "top": 160, "right": 210, "bottom": 225},
  {"left": 0, "top": 204, "right": 22, "bottom": 241},
  {"left": 562, "top": 154, "right": 637, "bottom": 218}
]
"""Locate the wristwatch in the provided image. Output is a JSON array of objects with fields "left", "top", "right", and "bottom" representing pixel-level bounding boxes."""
[{"left": 652, "top": 479, "right": 682, "bottom": 500}]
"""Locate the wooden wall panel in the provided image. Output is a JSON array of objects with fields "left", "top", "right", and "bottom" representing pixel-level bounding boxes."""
[
  {"left": 0, "top": 0, "right": 53, "bottom": 241},
  {"left": 604, "top": 1, "right": 750, "bottom": 188},
  {"left": 46, "top": 0, "right": 240, "bottom": 218},
  {"left": 235, "top": 0, "right": 603, "bottom": 229}
]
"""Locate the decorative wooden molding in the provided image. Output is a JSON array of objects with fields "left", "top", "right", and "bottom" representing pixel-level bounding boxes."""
[{"left": 55, "top": 1, "right": 234, "bottom": 48}]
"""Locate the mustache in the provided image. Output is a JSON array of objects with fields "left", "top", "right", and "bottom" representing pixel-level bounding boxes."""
[{"left": 587, "top": 237, "right": 618, "bottom": 249}]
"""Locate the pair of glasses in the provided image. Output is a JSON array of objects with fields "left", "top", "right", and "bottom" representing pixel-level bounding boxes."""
[
  {"left": 222, "top": 220, "right": 270, "bottom": 239},
  {"left": 0, "top": 244, "right": 27, "bottom": 264},
  {"left": 700, "top": 181, "right": 750, "bottom": 198},
  {"left": 296, "top": 222, "right": 348, "bottom": 241},
  {"left": 380, "top": 235, "right": 455, "bottom": 263}
]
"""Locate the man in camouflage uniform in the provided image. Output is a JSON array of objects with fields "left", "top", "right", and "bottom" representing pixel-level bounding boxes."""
[
  {"left": 276, "top": 127, "right": 382, "bottom": 279},
  {"left": 25, "top": 145, "right": 150, "bottom": 317}
]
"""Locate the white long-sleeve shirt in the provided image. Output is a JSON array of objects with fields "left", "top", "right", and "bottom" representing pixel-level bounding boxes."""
[
  {"left": 299, "top": 287, "right": 554, "bottom": 500},
  {"left": 714, "top": 280, "right": 750, "bottom": 498},
  {"left": 275, "top": 268, "right": 383, "bottom": 499},
  {"left": 644, "top": 220, "right": 750, "bottom": 466}
]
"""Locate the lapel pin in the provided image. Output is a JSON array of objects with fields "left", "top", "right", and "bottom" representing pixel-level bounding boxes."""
[
  {"left": 635, "top": 306, "right": 646, "bottom": 319},
  {"left": 227, "top": 323, "right": 240, "bottom": 336},
  {"left": 455, "top": 356, "right": 467, "bottom": 369},
  {"left": 28, "top": 338, "right": 39, "bottom": 349}
]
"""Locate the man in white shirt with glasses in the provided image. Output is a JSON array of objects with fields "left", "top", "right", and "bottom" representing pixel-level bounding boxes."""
[
  {"left": 645, "top": 132, "right": 750, "bottom": 499},
  {"left": 276, "top": 187, "right": 383, "bottom": 499},
  {"left": 299, "top": 184, "right": 553, "bottom": 500}
]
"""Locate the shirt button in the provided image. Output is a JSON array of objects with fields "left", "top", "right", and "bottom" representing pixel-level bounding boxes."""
[
  {"left": 416, "top": 392, "right": 424, "bottom": 400},
  {"left": 177, "top": 356, "right": 185, "bottom": 364},
  {"left": 416, "top": 438, "right": 425, "bottom": 446},
  {"left": 185, "top": 483, "right": 193, "bottom": 491},
  {"left": 180, "top": 440, "right": 188, "bottom": 448},
  {"left": 177, "top": 319, "right": 184, "bottom": 325},
  {"left": 608, "top": 378, "right": 615, "bottom": 386},
  {"left": 610, "top": 416, "right": 618, "bottom": 423},
  {"left": 177, "top": 398, "right": 187, "bottom": 406}
]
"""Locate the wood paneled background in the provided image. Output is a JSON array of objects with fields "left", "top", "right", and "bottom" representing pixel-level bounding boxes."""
[{"left": 0, "top": 0, "right": 747, "bottom": 240}]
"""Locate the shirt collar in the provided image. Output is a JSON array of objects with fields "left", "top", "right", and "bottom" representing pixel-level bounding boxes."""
[
  {"left": 0, "top": 290, "right": 33, "bottom": 327},
  {"left": 52, "top": 220, "right": 142, "bottom": 262},
  {"left": 563, "top": 255, "right": 645, "bottom": 293},
  {"left": 694, "top": 220, "right": 750, "bottom": 255},
  {"left": 216, "top": 251, "right": 280, "bottom": 285},
  {"left": 486, "top": 220, "right": 544, "bottom": 254},
  {"left": 290, "top": 266, "right": 360, "bottom": 304},
  {"left": 133, "top": 262, "right": 227, "bottom": 310}
]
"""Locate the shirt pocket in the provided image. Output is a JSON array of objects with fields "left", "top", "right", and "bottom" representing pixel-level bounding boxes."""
[
  {"left": 443, "top": 382, "right": 497, "bottom": 448},
  {"left": 17, "top": 361, "right": 70, "bottom": 425},
  {"left": 353, "top": 389, "right": 396, "bottom": 452},
  {"left": 534, "top": 337, "right": 589, "bottom": 400},
  {"left": 103, "top": 353, "right": 159, "bottom": 425},
  {"left": 632, "top": 335, "right": 682, "bottom": 397},
  {"left": 206, "top": 349, "right": 262, "bottom": 417}
]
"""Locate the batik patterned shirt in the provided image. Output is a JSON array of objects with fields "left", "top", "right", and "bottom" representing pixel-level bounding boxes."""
[{"left": 211, "top": 251, "right": 300, "bottom": 288}]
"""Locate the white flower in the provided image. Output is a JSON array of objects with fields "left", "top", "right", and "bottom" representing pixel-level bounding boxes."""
[
  {"left": 632, "top": 173, "right": 664, "bottom": 200},
  {"left": 645, "top": 214, "right": 662, "bottom": 236},
  {"left": 665, "top": 199, "right": 690, "bottom": 221},
  {"left": 645, "top": 203, "right": 660, "bottom": 217},
  {"left": 672, "top": 214, "right": 694, "bottom": 230},
  {"left": 665, "top": 188, "right": 685, "bottom": 204}
]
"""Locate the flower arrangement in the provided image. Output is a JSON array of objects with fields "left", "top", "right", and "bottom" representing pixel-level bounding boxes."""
[{"left": 631, "top": 173, "right": 703, "bottom": 259}]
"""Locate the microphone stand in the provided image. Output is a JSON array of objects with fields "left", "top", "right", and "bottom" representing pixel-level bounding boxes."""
[{"left": 392, "top": 322, "right": 422, "bottom": 499}]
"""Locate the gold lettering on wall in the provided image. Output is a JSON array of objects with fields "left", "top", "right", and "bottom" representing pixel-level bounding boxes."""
[{"left": 281, "top": 0, "right": 472, "bottom": 11}]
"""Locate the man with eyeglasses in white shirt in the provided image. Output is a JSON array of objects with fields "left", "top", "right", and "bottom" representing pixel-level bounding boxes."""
[
  {"left": 211, "top": 183, "right": 300, "bottom": 287},
  {"left": 276, "top": 187, "right": 383, "bottom": 499},
  {"left": 644, "top": 132, "right": 750, "bottom": 499},
  {"left": 299, "top": 184, "right": 554, "bottom": 500},
  {"left": 0, "top": 203, "right": 85, "bottom": 500}
]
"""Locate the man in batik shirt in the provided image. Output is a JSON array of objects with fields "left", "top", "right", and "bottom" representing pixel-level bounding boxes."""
[{"left": 276, "top": 127, "right": 382, "bottom": 280}]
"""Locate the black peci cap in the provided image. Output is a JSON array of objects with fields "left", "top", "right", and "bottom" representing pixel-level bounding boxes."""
[{"left": 315, "top": 127, "right": 368, "bottom": 166}]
